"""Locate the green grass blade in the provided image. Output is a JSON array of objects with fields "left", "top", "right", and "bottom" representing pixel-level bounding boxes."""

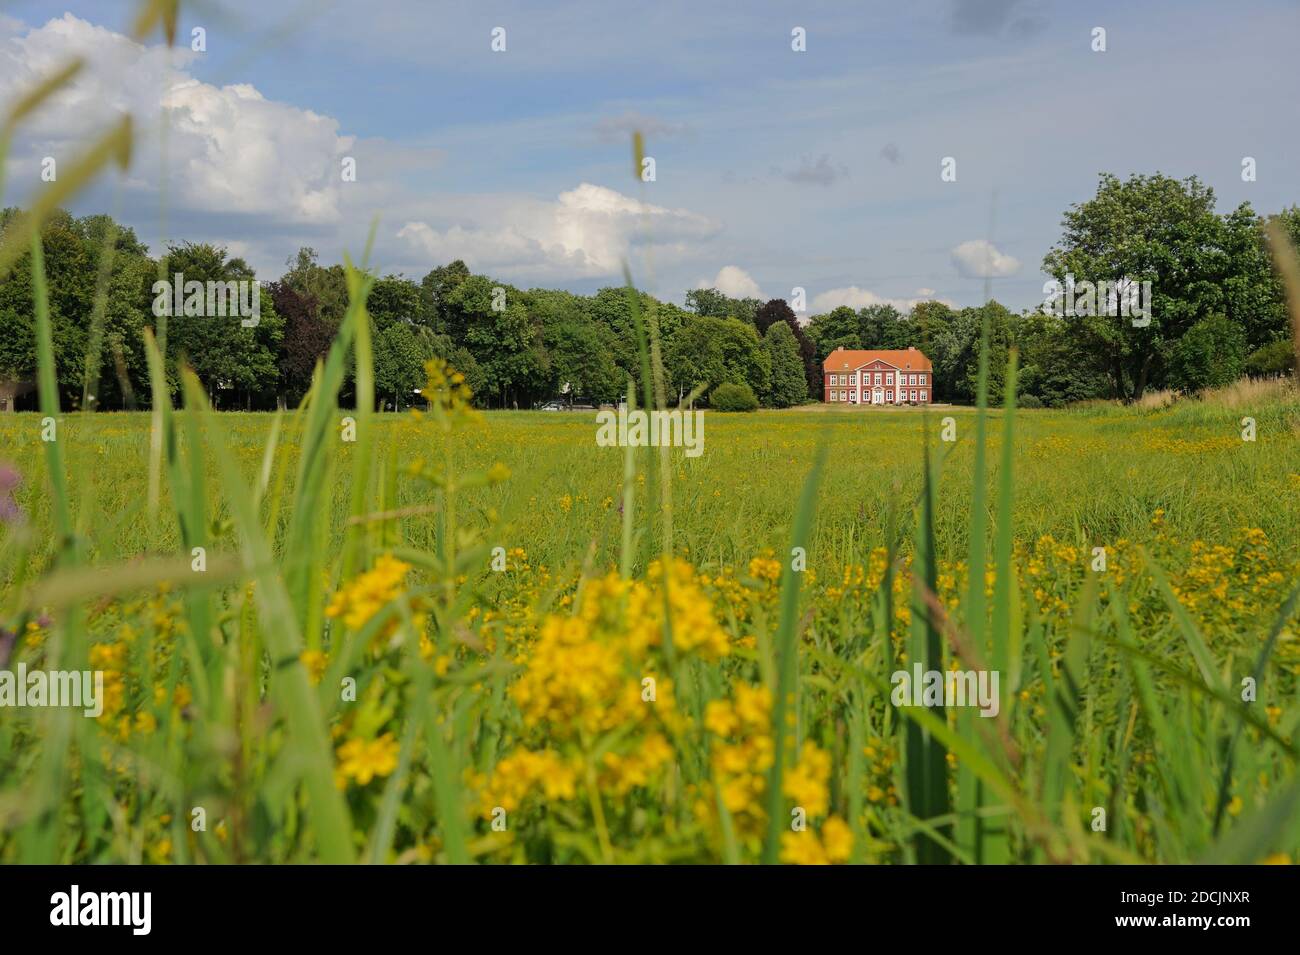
[
  {"left": 762, "top": 443, "right": 826, "bottom": 864},
  {"left": 181, "top": 368, "right": 355, "bottom": 863}
]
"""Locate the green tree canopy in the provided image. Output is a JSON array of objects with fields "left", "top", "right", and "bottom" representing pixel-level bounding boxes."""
[{"left": 764, "top": 320, "right": 807, "bottom": 407}]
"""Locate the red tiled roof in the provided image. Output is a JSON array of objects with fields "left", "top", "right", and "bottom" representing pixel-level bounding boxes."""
[{"left": 822, "top": 348, "right": 932, "bottom": 372}]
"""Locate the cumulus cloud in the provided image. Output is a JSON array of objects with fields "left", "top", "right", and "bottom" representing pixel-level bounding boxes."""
[
  {"left": 783, "top": 153, "right": 848, "bottom": 187},
  {"left": 697, "top": 266, "right": 762, "bottom": 300},
  {"left": 811, "top": 286, "right": 954, "bottom": 313},
  {"left": 2, "top": 15, "right": 725, "bottom": 282},
  {"left": 0, "top": 14, "right": 384, "bottom": 225},
  {"left": 398, "top": 183, "right": 719, "bottom": 280},
  {"left": 950, "top": 239, "right": 1020, "bottom": 278}
]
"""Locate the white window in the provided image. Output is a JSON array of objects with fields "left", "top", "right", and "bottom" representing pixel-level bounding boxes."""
[
  {"left": 910, "top": 390, "right": 917, "bottom": 401},
  {"left": 920, "top": 390, "right": 927, "bottom": 402},
  {"left": 886, "top": 372, "right": 893, "bottom": 384},
  {"left": 920, "top": 374, "right": 927, "bottom": 385},
  {"left": 886, "top": 390, "right": 893, "bottom": 401},
  {"left": 873, "top": 373, "right": 881, "bottom": 385}
]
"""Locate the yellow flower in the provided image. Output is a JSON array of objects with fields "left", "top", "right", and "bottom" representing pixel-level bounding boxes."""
[
  {"left": 748, "top": 554, "right": 782, "bottom": 584},
  {"left": 782, "top": 741, "right": 831, "bottom": 819},
  {"left": 821, "top": 816, "right": 853, "bottom": 862},
  {"left": 336, "top": 733, "right": 400, "bottom": 787},
  {"left": 733, "top": 683, "right": 772, "bottom": 730},
  {"left": 780, "top": 829, "right": 828, "bottom": 865},
  {"left": 421, "top": 357, "right": 476, "bottom": 417},
  {"left": 472, "top": 748, "right": 580, "bottom": 814},
  {"left": 325, "top": 554, "right": 411, "bottom": 632},
  {"left": 705, "top": 700, "right": 739, "bottom": 738},
  {"left": 300, "top": 649, "right": 328, "bottom": 684}
]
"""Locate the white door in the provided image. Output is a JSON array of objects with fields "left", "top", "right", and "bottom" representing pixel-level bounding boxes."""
[{"left": 873, "top": 388, "right": 884, "bottom": 404}]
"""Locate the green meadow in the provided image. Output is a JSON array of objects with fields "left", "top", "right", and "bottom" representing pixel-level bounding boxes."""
[
  {"left": 2, "top": 395, "right": 1299, "bottom": 571},
  {"left": 2, "top": 367, "right": 1299, "bottom": 864}
]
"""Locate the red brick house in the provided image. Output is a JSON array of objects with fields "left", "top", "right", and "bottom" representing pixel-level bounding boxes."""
[{"left": 823, "top": 347, "right": 934, "bottom": 405}]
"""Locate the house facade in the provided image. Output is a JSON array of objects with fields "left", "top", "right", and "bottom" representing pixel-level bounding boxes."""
[{"left": 822, "top": 347, "right": 934, "bottom": 405}]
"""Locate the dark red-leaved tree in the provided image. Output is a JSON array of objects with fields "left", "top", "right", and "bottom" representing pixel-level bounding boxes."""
[{"left": 268, "top": 281, "right": 331, "bottom": 408}]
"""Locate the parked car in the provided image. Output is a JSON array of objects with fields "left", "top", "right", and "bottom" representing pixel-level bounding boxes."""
[{"left": 536, "top": 396, "right": 598, "bottom": 410}]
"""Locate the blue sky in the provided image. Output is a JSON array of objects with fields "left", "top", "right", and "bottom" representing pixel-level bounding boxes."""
[{"left": 1, "top": 0, "right": 1297, "bottom": 312}]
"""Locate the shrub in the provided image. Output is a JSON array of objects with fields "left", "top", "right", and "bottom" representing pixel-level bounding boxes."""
[
  {"left": 1018, "top": 393, "right": 1043, "bottom": 409},
  {"left": 1168, "top": 314, "right": 1245, "bottom": 392},
  {"left": 710, "top": 381, "right": 759, "bottom": 411},
  {"left": 1244, "top": 339, "right": 1295, "bottom": 378}
]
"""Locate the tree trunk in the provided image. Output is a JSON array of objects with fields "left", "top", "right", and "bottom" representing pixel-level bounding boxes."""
[
  {"left": 1132, "top": 351, "right": 1155, "bottom": 401},
  {"left": 1112, "top": 354, "right": 1126, "bottom": 402}
]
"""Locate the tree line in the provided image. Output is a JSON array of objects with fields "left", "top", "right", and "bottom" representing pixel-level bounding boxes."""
[{"left": 1, "top": 172, "right": 1296, "bottom": 412}]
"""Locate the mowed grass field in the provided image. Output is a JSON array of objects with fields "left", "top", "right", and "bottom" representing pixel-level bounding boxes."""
[{"left": 1, "top": 382, "right": 1299, "bottom": 864}]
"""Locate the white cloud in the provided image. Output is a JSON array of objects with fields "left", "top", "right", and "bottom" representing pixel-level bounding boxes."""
[
  {"left": 811, "top": 286, "right": 953, "bottom": 313},
  {"left": 697, "top": 265, "right": 762, "bottom": 300},
  {"left": 1, "top": 15, "right": 725, "bottom": 282},
  {"left": 398, "top": 183, "right": 719, "bottom": 280},
  {"left": 950, "top": 239, "right": 1020, "bottom": 278},
  {"left": 0, "top": 14, "right": 358, "bottom": 224}
]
